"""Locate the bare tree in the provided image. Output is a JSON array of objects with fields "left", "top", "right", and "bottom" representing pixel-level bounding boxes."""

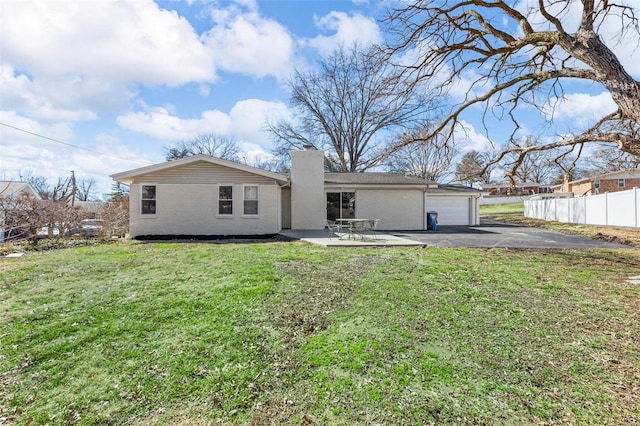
[
  {"left": 268, "top": 43, "right": 436, "bottom": 172},
  {"left": 99, "top": 197, "right": 129, "bottom": 238},
  {"left": 385, "top": 0, "right": 640, "bottom": 177},
  {"left": 502, "top": 136, "right": 564, "bottom": 184},
  {"left": 165, "top": 134, "right": 240, "bottom": 161},
  {"left": 455, "top": 150, "right": 494, "bottom": 185},
  {"left": 21, "top": 172, "right": 74, "bottom": 202},
  {"left": 0, "top": 192, "right": 46, "bottom": 243},
  {"left": 582, "top": 144, "right": 640, "bottom": 174},
  {"left": 76, "top": 177, "right": 99, "bottom": 201},
  {"left": 385, "top": 123, "right": 457, "bottom": 181}
]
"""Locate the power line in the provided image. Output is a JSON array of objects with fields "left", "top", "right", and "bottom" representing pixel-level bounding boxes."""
[{"left": 0, "top": 121, "right": 153, "bottom": 165}]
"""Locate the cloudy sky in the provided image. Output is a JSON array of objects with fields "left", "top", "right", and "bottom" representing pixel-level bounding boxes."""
[{"left": 1, "top": 0, "right": 637, "bottom": 198}]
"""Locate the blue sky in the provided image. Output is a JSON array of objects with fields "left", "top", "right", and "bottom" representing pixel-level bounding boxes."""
[{"left": 1, "top": 0, "right": 638, "bottom": 198}]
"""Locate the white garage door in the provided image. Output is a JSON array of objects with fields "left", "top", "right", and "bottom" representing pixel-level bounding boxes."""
[{"left": 426, "top": 196, "right": 471, "bottom": 225}]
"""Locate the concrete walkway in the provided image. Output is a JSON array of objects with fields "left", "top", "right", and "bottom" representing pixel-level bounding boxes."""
[{"left": 279, "top": 229, "right": 424, "bottom": 247}]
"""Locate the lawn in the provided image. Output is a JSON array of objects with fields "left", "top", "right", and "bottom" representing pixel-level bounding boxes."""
[{"left": 1, "top": 241, "right": 639, "bottom": 424}]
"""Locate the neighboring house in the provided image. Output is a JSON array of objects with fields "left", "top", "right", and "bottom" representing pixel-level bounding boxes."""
[
  {"left": 553, "top": 169, "right": 640, "bottom": 196},
  {"left": 480, "top": 182, "right": 553, "bottom": 196},
  {"left": 111, "top": 149, "right": 481, "bottom": 238},
  {"left": 0, "top": 181, "right": 42, "bottom": 243},
  {"left": 75, "top": 201, "right": 106, "bottom": 219}
]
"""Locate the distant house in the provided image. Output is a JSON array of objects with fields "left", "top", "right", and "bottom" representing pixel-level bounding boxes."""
[
  {"left": 111, "top": 149, "right": 481, "bottom": 238},
  {"left": 480, "top": 182, "right": 553, "bottom": 196},
  {"left": 553, "top": 169, "right": 640, "bottom": 196},
  {"left": 0, "top": 181, "right": 42, "bottom": 243},
  {"left": 75, "top": 201, "right": 106, "bottom": 219}
]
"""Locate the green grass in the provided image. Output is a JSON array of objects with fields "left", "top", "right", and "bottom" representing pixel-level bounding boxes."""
[
  {"left": 1, "top": 241, "right": 639, "bottom": 424},
  {"left": 479, "top": 202, "right": 524, "bottom": 216}
]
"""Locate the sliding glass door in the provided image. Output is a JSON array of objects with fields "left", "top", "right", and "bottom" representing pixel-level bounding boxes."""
[{"left": 326, "top": 192, "right": 355, "bottom": 221}]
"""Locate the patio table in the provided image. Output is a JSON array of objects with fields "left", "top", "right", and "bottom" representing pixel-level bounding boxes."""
[{"left": 335, "top": 219, "right": 379, "bottom": 240}]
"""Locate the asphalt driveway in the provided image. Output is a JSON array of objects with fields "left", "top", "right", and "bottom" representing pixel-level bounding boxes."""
[{"left": 391, "top": 219, "right": 633, "bottom": 249}]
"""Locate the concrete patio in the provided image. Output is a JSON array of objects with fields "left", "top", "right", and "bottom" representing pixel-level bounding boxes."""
[{"left": 279, "top": 229, "right": 425, "bottom": 247}]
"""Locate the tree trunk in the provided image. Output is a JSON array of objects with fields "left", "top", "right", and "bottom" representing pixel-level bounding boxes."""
[{"left": 565, "top": 29, "right": 640, "bottom": 154}]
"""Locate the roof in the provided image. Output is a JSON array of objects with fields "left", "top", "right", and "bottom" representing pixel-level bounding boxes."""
[
  {"left": 0, "top": 181, "right": 42, "bottom": 199},
  {"left": 481, "top": 181, "right": 549, "bottom": 189},
  {"left": 324, "top": 173, "right": 438, "bottom": 188},
  {"left": 430, "top": 184, "right": 482, "bottom": 195},
  {"left": 567, "top": 168, "right": 640, "bottom": 185},
  {"left": 111, "top": 154, "right": 289, "bottom": 184}
]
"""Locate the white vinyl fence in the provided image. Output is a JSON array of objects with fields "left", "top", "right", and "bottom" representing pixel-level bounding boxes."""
[{"left": 524, "top": 188, "right": 640, "bottom": 229}]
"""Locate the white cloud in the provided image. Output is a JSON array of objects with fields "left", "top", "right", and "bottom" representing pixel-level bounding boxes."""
[
  {"left": 453, "top": 120, "right": 494, "bottom": 153},
  {"left": 117, "top": 99, "right": 290, "bottom": 146},
  {"left": 203, "top": 2, "right": 294, "bottom": 78},
  {"left": 1, "top": 0, "right": 215, "bottom": 86},
  {"left": 229, "top": 99, "right": 291, "bottom": 144},
  {"left": 116, "top": 107, "right": 232, "bottom": 142},
  {"left": 308, "top": 11, "right": 382, "bottom": 56},
  {"left": 543, "top": 92, "right": 617, "bottom": 126}
]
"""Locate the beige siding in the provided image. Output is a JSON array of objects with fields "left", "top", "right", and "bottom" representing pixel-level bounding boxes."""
[
  {"left": 129, "top": 160, "right": 277, "bottom": 185},
  {"left": 356, "top": 189, "right": 425, "bottom": 230},
  {"left": 129, "top": 183, "right": 280, "bottom": 237}
]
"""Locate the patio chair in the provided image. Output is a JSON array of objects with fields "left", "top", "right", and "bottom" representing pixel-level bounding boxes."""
[
  {"left": 326, "top": 220, "right": 342, "bottom": 238},
  {"left": 349, "top": 220, "right": 368, "bottom": 240},
  {"left": 364, "top": 219, "right": 380, "bottom": 240}
]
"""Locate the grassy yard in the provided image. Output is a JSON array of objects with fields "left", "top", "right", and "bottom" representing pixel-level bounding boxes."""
[{"left": 1, "top": 241, "right": 639, "bottom": 424}]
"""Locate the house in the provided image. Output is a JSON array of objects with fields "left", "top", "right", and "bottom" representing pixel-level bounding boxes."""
[
  {"left": 553, "top": 169, "right": 640, "bottom": 196},
  {"left": 480, "top": 181, "right": 553, "bottom": 196},
  {"left": 111, "top": 149, "right": 480, "bottom": 238},
  {"left": 0, "top": 181, "right": 42, "bottom": 243}
]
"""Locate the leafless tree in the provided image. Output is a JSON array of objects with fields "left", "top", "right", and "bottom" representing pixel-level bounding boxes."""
[
  {"left": 0, "top": 192, "right": 46, "bottom": 243},
  {"left": 502, "top": 136, "right": 564, "bottom": 184},
  {"left": 582, "top": 144, "right": 640, "bottom": 174},
  {"left": 385, "top": 0, "right": 640, "bottom": 178},
  {"left": 385, "top": 123, "right": 457, "bottom": 181},
  {"left": 241, "top": 153, "right": 290, "bottom": 173},
  {"left": 99, "top": 197, "right": 129, "bottom": 238},
  {"left": 76, "top": 177, "right": 98, "bottom": 201},
  {"left": 268, "top": 43, "right": 436, "bottom": 172},
  {"left": 21, "top": 171, "right": 74, "bottom": 202},
  {"left": 455, "top": 150, "right": 495, "bottom": 185},
  {"left": 165, "top": 134, "right": 240, "bottom": 161}
]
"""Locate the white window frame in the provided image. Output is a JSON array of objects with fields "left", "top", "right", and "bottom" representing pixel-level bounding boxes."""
[
  {"left": 218, "top": 184, "right": 233, "bottom": 216},
  {"left": 140, "top": 184, "right": 157, "bottom": 216},
  {"left": 618, "top": 178, "right": 625, "bottom": 188},
  {"left": 243, "top": 185, "right": 259, "bottom": 216}
]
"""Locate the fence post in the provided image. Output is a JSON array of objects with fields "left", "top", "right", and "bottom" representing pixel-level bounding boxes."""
[
  {"left": 605, "top": 192, "right": 609, "bottom": 226},
  {"left": 633, "top": 186, "right": 640, "bottom": 228}
]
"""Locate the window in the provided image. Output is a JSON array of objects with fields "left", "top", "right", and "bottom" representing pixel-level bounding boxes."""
[
  {"left": 141, "top": 185, "right": 156, "bottom": 215},
  {"left": 218, "top": 185, "right": 233, "bottom": 215},
  {"left": 618, "top": 178, "right": 625, "bottom": 188},
  {"left": 244, "top": 185, "right": 258, "bottom": 215},
  {"left": 594, "top": 180, "right": 600, "bottom": 189},
  {"left": 326, "top": 192, "right": 355, "bottom": 220}
]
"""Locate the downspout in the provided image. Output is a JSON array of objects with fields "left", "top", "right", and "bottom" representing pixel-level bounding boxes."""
[{"left": 423, "top": 187, "right": 428, "bottom": 230}]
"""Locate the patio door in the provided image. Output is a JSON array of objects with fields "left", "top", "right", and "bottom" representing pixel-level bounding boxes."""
[{"left": 326, "top": 192, "right": 355, "bottom": 221}]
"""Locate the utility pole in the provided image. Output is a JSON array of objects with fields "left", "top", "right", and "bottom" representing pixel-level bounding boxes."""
[{"left": 70, "top": 170, "right": 77, "bottom": 207}]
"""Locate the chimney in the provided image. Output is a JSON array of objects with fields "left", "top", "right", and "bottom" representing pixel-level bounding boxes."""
[{"left": 290, "top": 149, "right": 325, "bottom": 230}]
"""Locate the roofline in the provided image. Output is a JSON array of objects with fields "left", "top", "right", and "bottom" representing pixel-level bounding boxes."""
[
  {"left": 324, "top": 183, "right": 437, "bottom": 190},
  {"left": 111, "top": 154, "right": 288, "bottom": 184},
  {"left": 0, "top": 181, "right": 43, "bottom": 200},
  {"left": 566, "top": 168, "right": 640, "bottom": 185}
]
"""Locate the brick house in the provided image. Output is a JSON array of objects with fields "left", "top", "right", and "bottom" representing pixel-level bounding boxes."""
[
  {"left": 554, "top": 169, "right": 640, "bottom": 196},
  {"left": 481, "top": 182, "right": 553, "bottom": 196}
]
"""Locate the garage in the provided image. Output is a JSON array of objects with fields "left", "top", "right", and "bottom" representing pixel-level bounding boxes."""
[{"left": 425, "top": 186, "right": 480, "bottom": 226}]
